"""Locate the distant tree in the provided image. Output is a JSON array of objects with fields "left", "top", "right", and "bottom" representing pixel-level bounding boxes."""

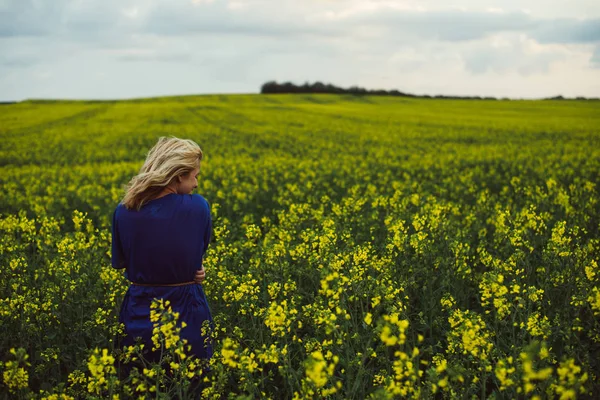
[
  {"left": 312, "top": 82, "right": 325, "bottom": 93},
  {"left": 260, "top": 81, "right": 279, "bottom": 94}
]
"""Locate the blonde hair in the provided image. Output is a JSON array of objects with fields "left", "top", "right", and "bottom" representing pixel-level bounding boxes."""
[{"left": 122, "top": 136, "right": 203, "bottom": 210}]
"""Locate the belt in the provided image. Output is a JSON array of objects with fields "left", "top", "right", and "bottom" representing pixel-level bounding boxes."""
[{"left": 131, "top": 281, "right": 196, "bottom": 287}]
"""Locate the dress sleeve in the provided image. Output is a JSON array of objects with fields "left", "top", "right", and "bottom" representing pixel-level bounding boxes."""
[
  {"left": 111, "top": 208, "right": 126, "bottom": 269},
  {"left": 203, "top": 200, "right": 212, "bottom": 257}
]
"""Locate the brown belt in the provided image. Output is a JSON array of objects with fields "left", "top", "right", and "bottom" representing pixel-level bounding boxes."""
[{"left": 131, "top": 281, "right": 196, "bottom": 287}]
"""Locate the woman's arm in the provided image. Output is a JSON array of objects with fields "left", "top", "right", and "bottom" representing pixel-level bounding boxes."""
[
  {"left": 203, "top": 199, "right": 212, "bottom": 256},
  {"left": 111, "top": 208, "right": 126, "bottom": 269},
  {"left": 194, "top": 198, "right": 212, "bottom": 284}
]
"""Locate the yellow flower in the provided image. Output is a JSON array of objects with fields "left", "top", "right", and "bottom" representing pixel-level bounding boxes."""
[
  {"left": 221, "top": 338, "right": 239, "bottom": 368},
  {"left": 380, "top": 325, "right": 398, "bottom": 346},
  {"left": 2, "top": 362, "right": 29, "bottom": 393},
  {"left": 588, "top": 287, "right": 600, "bottom": 315},
  {"left": 304, "top": 351, "right": 338, "bottom": 390},
  {"left": 86, "top": 348, "right": 116, "bottom": 395},
  {"left": 526, "top": 312, "right": 551, "bottom": 339}
]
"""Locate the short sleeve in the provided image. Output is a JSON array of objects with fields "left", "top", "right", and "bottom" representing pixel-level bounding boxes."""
[
  {"left": 203, "top": 199, "right": 212, "bottom": 256},
  {"left": 111, "top": 208, "right": 126, "bottom": 269}
]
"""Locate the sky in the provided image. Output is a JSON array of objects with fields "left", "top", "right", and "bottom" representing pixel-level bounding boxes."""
[{"left": 1, "top": 0, "right": 599, "bottom": 101}]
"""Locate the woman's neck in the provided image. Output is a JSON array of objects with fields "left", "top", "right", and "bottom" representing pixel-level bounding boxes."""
[{"left": 154, "top": 186, "right": 178, "bottom": 200}]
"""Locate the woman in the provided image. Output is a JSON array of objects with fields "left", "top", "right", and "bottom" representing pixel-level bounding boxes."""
[{"left": 111, "top": 136, "right": 213, "bottom": 364}]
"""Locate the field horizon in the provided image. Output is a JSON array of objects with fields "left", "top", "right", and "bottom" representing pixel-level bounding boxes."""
[{"left": 3, "top": 90, "right": 600, "bottom": 105}]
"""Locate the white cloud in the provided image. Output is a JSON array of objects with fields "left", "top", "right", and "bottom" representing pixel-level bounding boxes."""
[
  {"left": 591, "top": 44, "right": 600, "bottom": 67},
  {"left": 122, "top": 7, "right": 140, "bottom": 19},
  {"left": 461, "top": 34, "right": 568, "bottom": 75}
]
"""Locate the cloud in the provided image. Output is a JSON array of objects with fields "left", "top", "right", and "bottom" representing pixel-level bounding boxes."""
[
  {"left": 0, "top": 56, "right": 37, "bottom": 68},
  {"left": 329, "top": 7, "right": 600, "bottom": 45},
  {"left": 531, "top": 18, "right": 600, "bottom": 44},
  {"left": 140, "top": 0, "right": 340, "bottom": 38},
  {"left": 0, "top": 0, "right": 61, "bottom": 37},
  {"left": 0, "top": 0, "right": 146, "bottom": 38},
  {"left": 461, "top": 34, "right": 567, "bottom": 75},
  {"left": 332, "top": 9, "right": 535, "bottom": 42},
  {"left": 1, "top": 0, "right": 598, "bottom": 45},
  {"left": 115, "top": 51, "right": 193, "bottom": 63},
  {"left": 592, "top": 45, "right": 600, "bottom": 68}
]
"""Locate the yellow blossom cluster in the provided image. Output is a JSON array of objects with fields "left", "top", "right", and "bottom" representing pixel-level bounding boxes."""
[
  {"left": 447, "top": 309, "right": 493, "bottom": 361},
  {"left": 86, "top": 348, "right": 117, "bottom": 395},
  {"left": 2, "top": 348, "right": 29, "bottom": 393}
]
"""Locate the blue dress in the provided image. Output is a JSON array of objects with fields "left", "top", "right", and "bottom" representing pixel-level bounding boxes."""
[{"left": 111, "top": 193, "right": 213, "bottom": 361}]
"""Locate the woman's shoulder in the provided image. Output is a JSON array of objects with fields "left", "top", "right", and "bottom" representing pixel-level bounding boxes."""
[
  {"left": 190, "top": 194, "right": 210, "bottom": 207},
  {"left": 113, "top": 202, "right": 126, "bottom": 216},
  {"left": 183, "top": 193, "right": 209, "bottom": 207},
  {"left": 181, "top": 194, "right": 210, "bottom": 215}
]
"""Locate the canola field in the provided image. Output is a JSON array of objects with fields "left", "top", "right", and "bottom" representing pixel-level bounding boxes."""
[{"left": 1, "top": 94, "right": 599, "bottom": 399}]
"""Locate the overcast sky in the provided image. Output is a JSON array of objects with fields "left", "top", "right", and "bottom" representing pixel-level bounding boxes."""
[{"left": 1, "top": 0, "right": 599, "bottom": 101}]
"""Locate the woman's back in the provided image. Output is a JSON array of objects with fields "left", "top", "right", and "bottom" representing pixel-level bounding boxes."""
[{"left": 112, "top": 193, "right": 212, "bottom": 284}]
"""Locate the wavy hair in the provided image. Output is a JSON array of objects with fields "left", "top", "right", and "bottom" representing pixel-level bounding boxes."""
[{"left": 122, "top": 136, "right": 203, "bottom": 210}]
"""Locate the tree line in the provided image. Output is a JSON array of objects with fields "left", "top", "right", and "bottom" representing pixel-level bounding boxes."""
[{"left": 260, "top": 81, "right": 598, "bottom": 101}]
